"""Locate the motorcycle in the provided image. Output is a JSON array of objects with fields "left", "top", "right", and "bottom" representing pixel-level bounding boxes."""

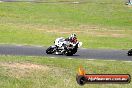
[
  {"left": 46, "top": 37, "right": 82, "bottom": 56},
  {"left": 127, "top": 49, "right": 132, "bottom": 56}
]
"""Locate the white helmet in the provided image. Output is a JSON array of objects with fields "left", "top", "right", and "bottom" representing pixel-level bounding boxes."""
[{"left": 70, "top": 33, "right": 76, "bottom": 38}]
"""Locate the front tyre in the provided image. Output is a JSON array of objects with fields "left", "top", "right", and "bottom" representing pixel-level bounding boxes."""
[
  {"left": 46, "top": 46, "right": 55, "bottom": 54},
  {"left": 64, "top": 50, "right": 73, "bottom": 56}
]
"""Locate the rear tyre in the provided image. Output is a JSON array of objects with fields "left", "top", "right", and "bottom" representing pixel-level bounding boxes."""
[
  {"left": 128, "top": 52, "right": 132, "bottom": 56},
  {"left": 72, "top": 48, "right": 77, "bottom": 54},
  {"left": 46, "top": 46, "right": 55, "bottom": 54},
  {"left": 64, "top": 50, "right": 73, "bottom": 56},
  {"left": 128, "top": 49, "right": 132, "bottom": 56}
]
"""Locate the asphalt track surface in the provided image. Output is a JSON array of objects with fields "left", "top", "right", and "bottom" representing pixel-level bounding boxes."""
[{"left": 0, "top": 45, "right": 131, "bottom": 61}]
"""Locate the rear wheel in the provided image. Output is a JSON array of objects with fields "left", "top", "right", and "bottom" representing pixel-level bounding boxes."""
[
  {"left": 128, "top": 52, "right": 132, "bottom": 56},
  {"left": 46, "top": 46, "right": 55, "bottom": 54},
  {"left": 128, "top": 49, "right": 132, "bottom": 56},
  {"left": 72, "top": 48, "right": 77, "bottom": 54},
  {"left": 64, "top": 50, "right": 73, "bottom": 56}
]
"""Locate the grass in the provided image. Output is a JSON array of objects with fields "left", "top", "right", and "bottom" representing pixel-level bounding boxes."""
[
  {"left": 0, "top": 23, "right": 132, "bottom": 49},
  {"left": 0, "top": 0, "right": 132, "bottom": 49},
  {"left": 0, "top": 1, "right": 131, "bottom": 88},
  {"left": 0, "top": 56, "right": 132, "bottom": 88},
  {"left": 0, "top": 0, "right": 131, "bottom": 28}
]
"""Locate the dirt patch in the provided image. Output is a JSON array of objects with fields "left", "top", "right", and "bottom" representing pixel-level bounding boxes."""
[
  {"left": 25, "top": 24, "right": 129, "bottom": 37},
  {"left": 0, "top": 62, "right": 47, "bottom": 70},
  {"left": 0, "top": 62, "right": 50, "bottom": 78},
  {"left": 87, "top": 31, "right": 127, "bottom": 38}
]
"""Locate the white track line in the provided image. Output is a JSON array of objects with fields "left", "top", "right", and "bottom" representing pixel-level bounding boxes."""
[
  {"left": 103, "top": 60, "right": 117, "bottom": 62},
  {"left": 72, "top": 2, "right": 80, "bottom": 4},
  {"left": 50, "top": 57, "right": 55, "bottom": 58},
  {"left": 11, "top": 44, "right": 43, "bottom": 48},
  {"left": 123, "top": 61, "right": 132, "bottom": 63},
  {"left": 67, "top": 58, "right": 73, "bottom": 59},
  {"left": 88, "top": 59, "right": 96, "bottom": 61}
]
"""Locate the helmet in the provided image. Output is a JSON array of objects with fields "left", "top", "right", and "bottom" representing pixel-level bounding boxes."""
[{"left": 70, "top": 33, "right": 76, "bottom": 38}]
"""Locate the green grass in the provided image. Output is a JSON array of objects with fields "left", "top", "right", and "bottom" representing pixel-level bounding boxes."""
[
  {"left": 0, "top": 56, "right": 132, "bottom": 88},
  {"left": 0, "top": 1, "right": 131, "bottom": 88},
  {"left": 0, "top": 0, "right": 132, "bottom": 28},
  {"left": 0, "top": 23, "right": 132, "bottom": 49},
  {"left": 0, "top": 0, "right": 132, "bottom": 49}
]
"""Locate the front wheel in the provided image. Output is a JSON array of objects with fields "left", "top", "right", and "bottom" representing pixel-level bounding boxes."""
[{"left": 46, "top": 46, "right": 55, "bottom": 54}]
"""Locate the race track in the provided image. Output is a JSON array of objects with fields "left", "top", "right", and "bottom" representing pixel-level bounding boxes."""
[{"left": 0, "top": 44, "right": 131, "bottom": 61}]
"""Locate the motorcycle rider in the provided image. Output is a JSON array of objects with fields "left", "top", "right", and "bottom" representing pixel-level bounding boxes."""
[
  {"left": 65, "top": 33, "right": 77, "bottom": 44},
  {"left": 59, "top": 33, "right": 77, "bottom": 53}
]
